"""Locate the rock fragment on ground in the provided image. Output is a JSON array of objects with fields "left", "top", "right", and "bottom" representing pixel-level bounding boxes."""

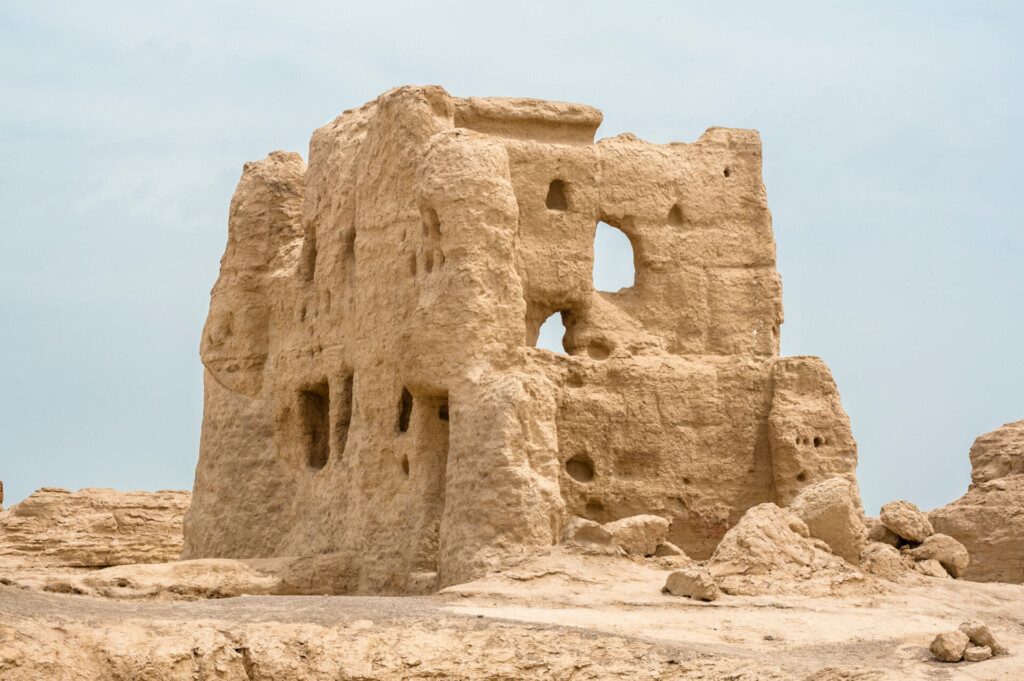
[
  {"left": 907, "top": 533, "right": 969, "bottom": 578},
  {"left": 959, "top": 619, "right": 1008, "bottom": 655},
  {"left": 654, "top": 541, "right": 685, "bottom": 557},
  {"left": 706, "top": 503, "right": 866, "bottom": 596},
  {"left": 602, "top": 515, "right": 669, "bottom": 557},
  {"left": 859, "top": 542, "right": 906, "bottom": 581},
  {"left": 929, "top": 620, "right": 1007, "bottom": 663},
  {"left": 560, "top": 516, "right": 615, "bottom": 552},
  {"left": 788, "top": 477, "right": 867, "bottom": 563},
  {"left": 914, "top": 559, "right": 950, "bottom": 579},
  {"left": 930, "top": 630, "right": 969, "bottom": 662},
  {"left": 663, "top": 566, "right": 718, "bottom": 601}
]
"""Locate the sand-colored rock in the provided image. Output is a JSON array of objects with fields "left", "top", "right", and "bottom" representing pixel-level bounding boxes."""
[
  {"left": 706, "top": 503, "right": 866, "bottom": 596},
  {"left": 959, "top": 619, "right": 1008, "bottom": 656},
  {"left": 183, "top": 85, "right": 862, "bottom": 590},
  {"left": 0, "top": 488, "right": 189, "bottom": 567},
  {"left": 865, "top": 517, "right": 900, "bottom": 547},
  {"left": 963, "top": 645, "right": 992, "bottom": 662},
  {"left": 930, "top": 420, "right": 1024, "bottom": 583},
  {"left": 930, "top": 630, "right": 969, "bottom": 662},
  {"left": 663, "top": 565, "right": 718, "bottom": 601},
  {"left": 788, "top": 477, "right": 866, "bottom": 563},
  {"left": 603, "top": 514, "right": 669, "bottom": 557},
  {"left": 654, "top": 541, "right": 686, "bottom": 557},
  {"left": 915, "top": 558, "right": 950, "bottom": 579},
  {"left": 560, "top": 516, "right": 615, "bottom": 552},
  {"left": 879, "top": 500, "right": 933, "bottom": 543},
  {"left": 907, "top": 533, "right": 969, "bottom": 578},
  {"left": 859, "top": 542, "right": 906, "bottom": 582}
]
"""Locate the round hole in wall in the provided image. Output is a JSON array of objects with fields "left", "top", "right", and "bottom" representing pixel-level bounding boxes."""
[
  {"left": 796, "top": 471, "right": 807, "bottom": 482},
  {"left": 723, "top": 166, "right": 732, "bottom": 177},
  {"left": 794, "top": 437, "right": 801, "bottom": 446},
  {"left": 566, "top": 457, "right": 594, "bottom": 483},
  {"left": 813, "top": 436, "right": 823, "bottom": 447},
  {"left": 401, "top": 455, "right": 410, "bottom": 476},
  {"left": 584, "top": 499, "right": 604, "bottom": 519},
  {"left": 587, "top": 342, "right": 611, "bottom": 360}
]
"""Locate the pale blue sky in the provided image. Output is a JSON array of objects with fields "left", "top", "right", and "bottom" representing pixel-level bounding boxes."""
[{"left": 1, "top": 2, "right": 1021, "bottom": 514}]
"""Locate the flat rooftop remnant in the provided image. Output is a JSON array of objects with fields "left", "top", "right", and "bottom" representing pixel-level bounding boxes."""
[{"left": 184, "top": 85, "right": 859, "bottom": 593}]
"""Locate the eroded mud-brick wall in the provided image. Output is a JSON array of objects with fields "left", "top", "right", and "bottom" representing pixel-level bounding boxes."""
[{"left": 184, "top": 86, "right": 858, "bottom": 590}]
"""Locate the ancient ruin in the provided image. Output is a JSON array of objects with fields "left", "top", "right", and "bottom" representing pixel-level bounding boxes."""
[
  {"left": 183, "top": 85, "right": 861, "bottom": 592},
  {"left": 931, "top": 420, "right": 1024, "bottom": 582},
  {"left": 2, "top": 84, "right": 1021, "bottom": 680}
]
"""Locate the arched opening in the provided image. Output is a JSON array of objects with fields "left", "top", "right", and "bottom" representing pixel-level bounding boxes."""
[
  {"left": 593, "top": 221, "right": 635, "bottom": 292},
  {"left": 535, "top": 311, "right": 568, "bottom": 354}
]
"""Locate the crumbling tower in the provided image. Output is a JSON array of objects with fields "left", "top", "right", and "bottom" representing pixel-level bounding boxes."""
[{"left": 184, "top": 86, "right": 859, "bottom": 592}]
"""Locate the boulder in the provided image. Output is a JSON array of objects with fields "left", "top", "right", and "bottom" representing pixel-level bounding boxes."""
[
  {"left": 859, "top": 542, "right": 905, "bottom": 581},
  {"left": 907, "top": 534, "right": 969, "bottom": 578},
  {"left": 561, "top": 516, "right": 615, "bottom": 551},
  {"left": 0, "top": 487, "right": 189, "bottom": 567},
  {"left": 654, "top": 541, "right": 686, "bottom": 557},
  {"left": 879, "top": 500, "right": 933, "bottom": 543},
  {"left": 602, "top": 515, "right": 669, "bottom": 557},
  {"left": 914, "top": 559, "right": 950, "bottom": 579},
  {"left": 930, "top": 630, "right": 969, "bottom": 662},
  {"left": 930, "top": 420, "right": 1024, "bottom": 583},
  {"left": 788, "top": 477, "right": 866, "bottom": 563},
  {"left": 663, "top": 566, "right": 718, "bottom": 601},
  {"left": 865, "top": 517, "right": 900, "bottom": 547},
  {"left": 959, "top": 620, "right": 1008, "bottom": 656},
  {"left": 963, "top": 645, "right": 992, "bottom": 662},
  {"left": 706, "top": 503, "right": 857, "bottom": 596}
]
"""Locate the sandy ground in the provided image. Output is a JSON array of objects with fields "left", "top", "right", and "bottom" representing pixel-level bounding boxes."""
[{"left": 2, "top": 551, "right": 1023, "bottom": 679}]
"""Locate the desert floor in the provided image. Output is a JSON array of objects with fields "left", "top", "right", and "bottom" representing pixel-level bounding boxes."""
[{"left": 3, "top": 551, "right": 1022, "bottom": 680}]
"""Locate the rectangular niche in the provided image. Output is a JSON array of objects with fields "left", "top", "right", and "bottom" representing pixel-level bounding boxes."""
[{"left": 299, "top": 382, "right": 330, "bottom": 470}]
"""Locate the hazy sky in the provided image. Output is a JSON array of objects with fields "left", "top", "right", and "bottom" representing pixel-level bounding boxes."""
[{"left": 2, "top": 2, "right": 1021, "bottom": 514}]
